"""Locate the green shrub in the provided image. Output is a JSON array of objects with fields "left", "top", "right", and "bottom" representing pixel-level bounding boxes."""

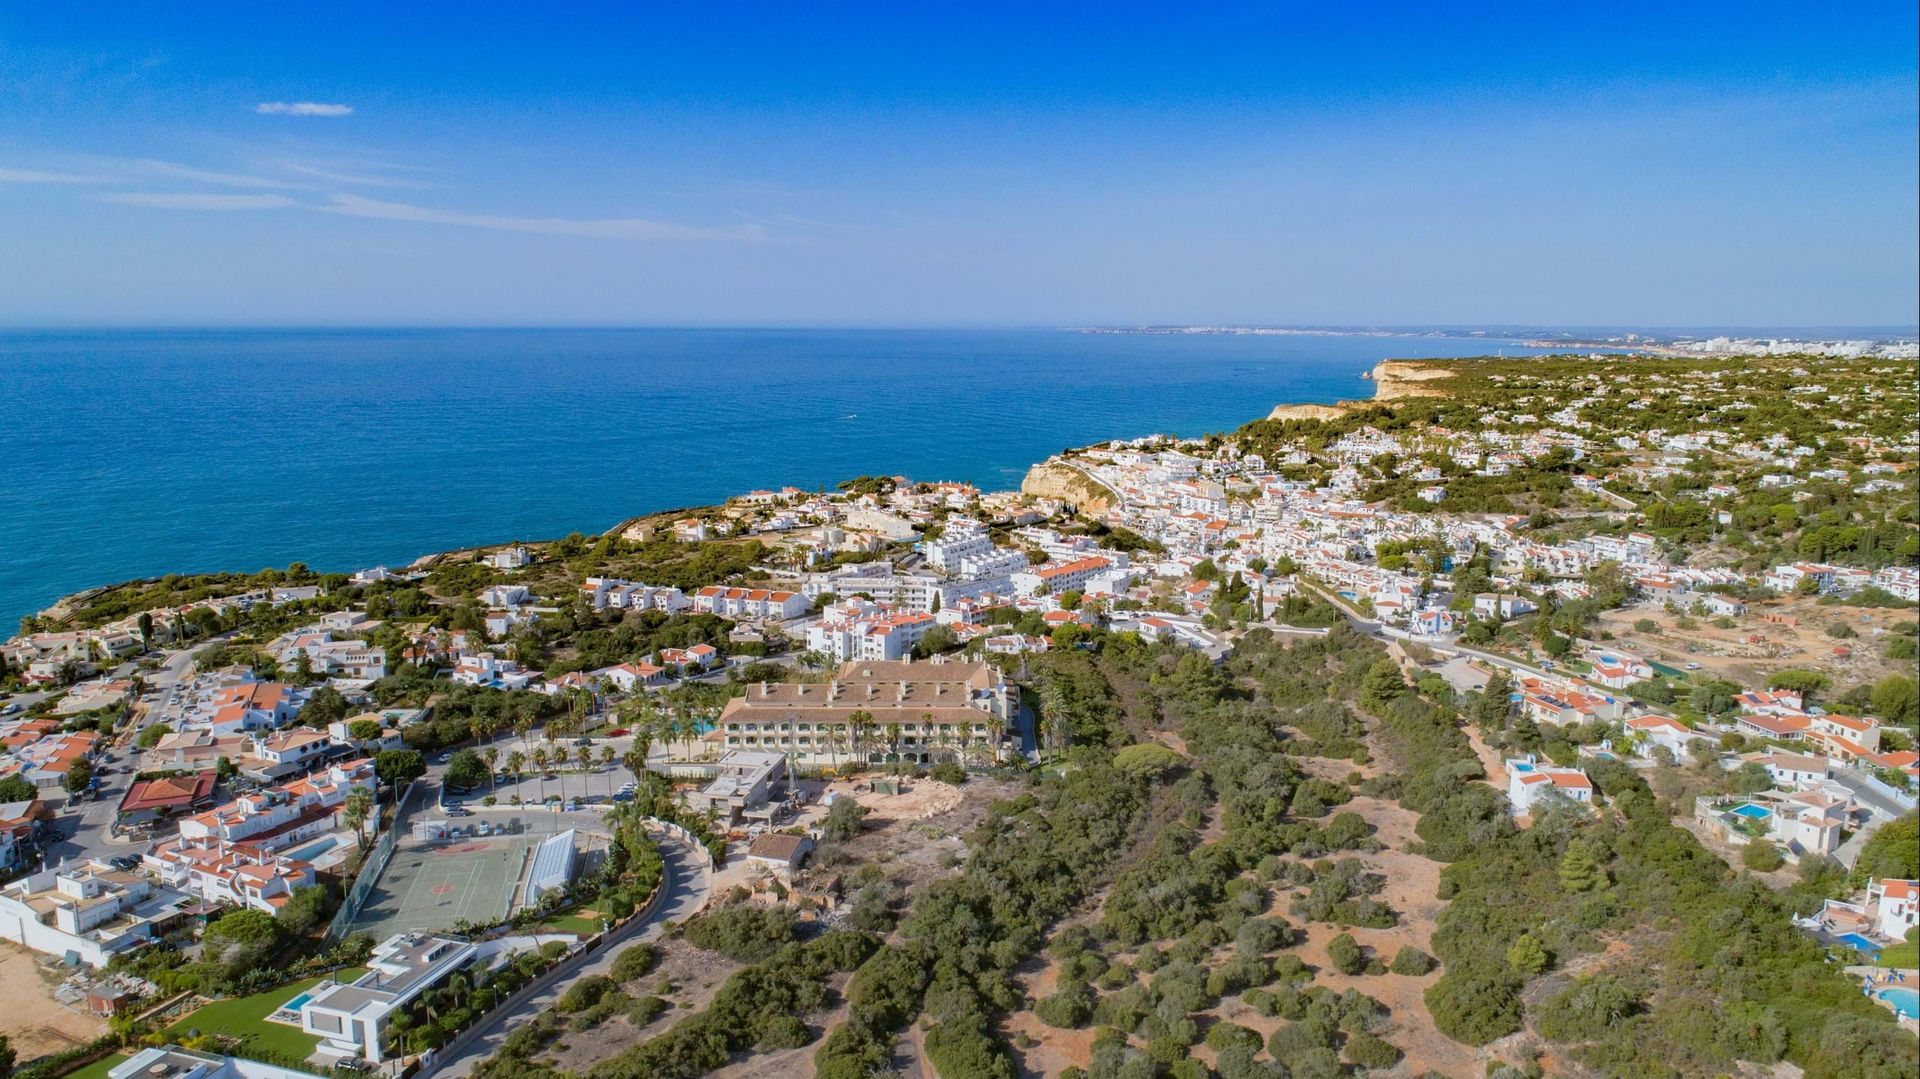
[
  {"left": 1035, "top": 983, "right": 1095, "bottom": 1029},
  {"left": 1389, "top": 945, "right": 1435, "bottom": 976},
  {"left": 557, "top": 974, "right": 615, "bottom": 1013},
  {"left": 1326, "top": 932, "right": 1365, "bottom": 975},
  {"left": 1344, "top": 1031, "right": 1403, "bottom": 1069},
  {"left": 610, "top": 942, "right": 658, "bottom": 982},
  {"left": 1742, "top": 841, "right": 1784, "bottom": 872}
]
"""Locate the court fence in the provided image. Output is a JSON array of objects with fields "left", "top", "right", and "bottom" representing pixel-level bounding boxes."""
[{"left": 327, "top": 779, "right": 421, "bottom": 942}]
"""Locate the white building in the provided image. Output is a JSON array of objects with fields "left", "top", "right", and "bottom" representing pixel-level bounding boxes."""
[
  {"left": 111, "top": 1046, "right": 328, "bottom": 1079},
  {"left": 805, "top": 603, "right": 938, "bottom": 662},
  {"left": 1868, "top": 879, "right": 1919, "bottom": 941},
  {"left": 300, "top": 933, "right": 480, "bottom": 1062},
  {"left": 693, "top": 586, "right": 809, "bottom": 621},
  {"left": 488, "top": 546, "right": 532, "bottom": 570},
  {"left": 1505, "top": 755, "right": 1594, "bottom": 815},
  {"left": 0, "top": 862, "right": 192, "bottom": 967},
  {"left": 579, "top": 578, "right": 690, "bottom": 613},
  {"left": 141, "top": 838, "right": 316, "bottom": 914},
  {"left": 1011, "top": 555, "right": 1121, "bottom": 597}
]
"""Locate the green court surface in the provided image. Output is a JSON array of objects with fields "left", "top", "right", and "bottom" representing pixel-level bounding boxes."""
[{"left": 346, "top": 835, "right": 538, "bottom": 938}]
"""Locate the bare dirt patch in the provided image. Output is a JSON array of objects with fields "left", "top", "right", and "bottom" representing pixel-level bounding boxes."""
[
  {"left": 0, "top": 946, "right": 109, "bottom": 1063},
  {"left": 1595, "top": 597, "right": 1910, "bottom": 690}
]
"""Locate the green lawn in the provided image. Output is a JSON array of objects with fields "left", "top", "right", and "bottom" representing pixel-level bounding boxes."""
[
  {"left": 539, "top": 907, "right": 606, "bottom": 936},
  {"left": 1876, "top": 938, "right": 1918, "bottom": 970},
  {"left": 64, "top": 1054, "right": 129, "bottom": 1079},
  {"left": 164, "top": 969, "right": 367, "bottom": 1061}
]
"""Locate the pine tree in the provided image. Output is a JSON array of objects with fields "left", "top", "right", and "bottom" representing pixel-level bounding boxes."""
[
  {"left": 1361, "top": 658, "right": 1407, "bottom": 710},
  {"left": 1558, "top": 841, "right": 1605, "bottom": 892},
  {"left": 1506, "top": 933, "right": 1550, "bottom": 974},
  {"left": 1476, "top": 669, "right": 1514, "bottom": 729}
]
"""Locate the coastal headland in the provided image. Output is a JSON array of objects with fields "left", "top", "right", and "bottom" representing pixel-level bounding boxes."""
[{"left": 1267, "top": 358, "right": 1458, "bottom": 421}]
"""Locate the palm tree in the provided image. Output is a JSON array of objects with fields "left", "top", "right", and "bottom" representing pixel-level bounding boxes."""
[
  {"left": 505, "top": 750, "right": 526, "bottom": 799},
  {"left": 599, "top": 745, "right": 614, "bottom": 769},
  {"left": 823, "top": 722, "right": 843, "bottom": 772},
  {"left": 631, "top": 727, "right": 654, "bottom": 769},
  {"left": 847, "top": 710, "right": 874, "bottom": 770},
  {"left": 343, "top": 786, "right": 374, "bottom": 850},
  {"left": 885, "top": 722, "right": 904, "bottom": 774},
  {"left": 483, "top": 746, "right": 500, "bottom": 791}
]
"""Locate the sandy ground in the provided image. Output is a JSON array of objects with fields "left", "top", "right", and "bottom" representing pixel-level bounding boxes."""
[
  {"left": 0, "top": 946, "right": 109, "bottom": 1063},
  {"left": 1595, "top": 596, "right": 1910, "bottom": 691}
]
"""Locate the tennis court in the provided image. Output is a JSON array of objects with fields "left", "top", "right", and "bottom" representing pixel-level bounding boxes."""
[{"left": 345, "top": 835, "right": 539, "bottom": 938}]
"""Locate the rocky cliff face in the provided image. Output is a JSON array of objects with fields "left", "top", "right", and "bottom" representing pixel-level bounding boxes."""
[
  {"left": 1020, "top": 459, "right": 1116, "bottom": 516},
  {"left": 1367, "top": 360, "right": 1455, "bottom": 400},
  {"left": 1265, "top": 360, "right": 1458, "bottom": 420},
  {"left": 1266, "top": 402, "right": 1352, "bottom": 421}
]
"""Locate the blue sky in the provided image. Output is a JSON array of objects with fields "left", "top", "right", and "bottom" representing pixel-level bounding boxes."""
[{"left": 2, "top": 3, "right": 1915, "bottom": 327}]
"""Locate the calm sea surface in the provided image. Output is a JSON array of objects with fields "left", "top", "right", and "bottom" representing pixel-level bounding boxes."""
[{"left": 0, "top": 328, "right": 1570, "bottom": 627}]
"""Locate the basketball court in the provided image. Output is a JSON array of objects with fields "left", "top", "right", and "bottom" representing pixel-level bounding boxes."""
[{"left": 344, "top": 834, "right": 541, "bottom": 938}]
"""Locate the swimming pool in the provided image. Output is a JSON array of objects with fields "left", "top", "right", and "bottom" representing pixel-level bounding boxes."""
[
  {"left": 1729, "top": 803, "right": 1772, "bottom": 820},
  {"left": 284, "top": 837, "right": 337, "bottom": 862},
  {"left": 1836, "top": 932, "right": 1882, "bottom": 955},
  {"left": 1877, "top": 987, "right": 1919, "bottom": 1020},
  {"left": 281, "top": 990, "right": 314, "bottom": 1012}
]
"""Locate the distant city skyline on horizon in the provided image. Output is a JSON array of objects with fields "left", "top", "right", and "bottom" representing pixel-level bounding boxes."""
[{"left": 2, "top": 3, "right": 1915, "bottom": 327}]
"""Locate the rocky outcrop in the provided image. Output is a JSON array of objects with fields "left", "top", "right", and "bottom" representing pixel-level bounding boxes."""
[
  {"left": 1020, "top": 459, "right": 1117, "bottom": 516},
  {"left": 1266, "top": 403, "right": 1351, "bottom": 421},
  {"left": 1265, "top": 360, "right": 1460, "bottom": 421},
  {"left": 1367, "top": 360, "right": 1455, "bottom": 400}
]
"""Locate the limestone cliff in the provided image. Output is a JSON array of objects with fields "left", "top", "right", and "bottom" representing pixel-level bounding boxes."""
[
  {"left": 1266, "top": 359, "right": 1458, "bottom": 420},
  {"left": 1266, "top": 403, "right": 1351, "bottom": 421},
  {"left": 1367, "top": 360, "right": 1456, "bottom": 401},
  {"left": 1020, "top": 459, "right": 1117, "bottom": 516}
]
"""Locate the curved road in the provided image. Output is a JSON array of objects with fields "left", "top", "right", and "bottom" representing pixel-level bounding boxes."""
[{"left": 426, "top": 826, "right": 712, "bottom": 1079}]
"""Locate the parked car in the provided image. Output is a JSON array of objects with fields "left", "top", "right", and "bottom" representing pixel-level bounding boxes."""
[{"left": 447, "top": 806, "right": 473, "bottom": 817}]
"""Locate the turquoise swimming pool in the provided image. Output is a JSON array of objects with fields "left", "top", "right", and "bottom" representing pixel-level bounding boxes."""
[
  {"left": 1729, "top": 803, "right": 1772, "bottom": 820},
  {"left": 284, "top": 837, "right": 337, "bottom": 862},
  {"left": 1836, "top": 932, "right": 1881, "bottom": 955},
  {"left": 1876, "top": 987, "right": 1919, "bottom": 1020}
]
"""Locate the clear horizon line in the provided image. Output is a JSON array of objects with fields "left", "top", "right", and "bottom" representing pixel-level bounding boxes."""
[{"left": 0, "top": 320, "right": 1914, "bottom": 335}]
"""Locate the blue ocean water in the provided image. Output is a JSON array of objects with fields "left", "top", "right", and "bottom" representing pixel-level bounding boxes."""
[{"left": 0, "top": 328, "right": 1568, "bottom": 628}]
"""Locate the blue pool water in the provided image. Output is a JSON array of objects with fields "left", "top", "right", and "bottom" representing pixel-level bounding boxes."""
[
  {"left": 0, "top": 328, "right": 1606, "bottom": 628},
  {"left": 1837, "top": 932, "right": 1882, "bottom": 955},
  {"left": 284, "top": 837, "right": 337, "bottom": 862},
  {"left": 1877, "top": 987, "right": 1919, "bottom": 1019},
  {"left": 281, "top": 991, "right": 314, "bottom": 1012},
  {"left": 1730, "top": 803, "right": 1773, "bottom": 820}
]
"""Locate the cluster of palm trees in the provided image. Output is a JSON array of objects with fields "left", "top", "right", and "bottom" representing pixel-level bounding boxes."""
[
  {"left": 382, "top": 949, "right": 548, "bottom": 1056},
  {"left": 494, "top": 741, "right": 618, "bottom": 801}
]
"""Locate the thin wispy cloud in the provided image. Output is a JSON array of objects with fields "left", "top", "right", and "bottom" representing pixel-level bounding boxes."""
[
  {"left": 256, "top": 102, "right": 353, "bottom": 117},
  {"left": 319, "top": 193, "right": 766, "bottom": 242},
  {"left": 278, "top": 161, "right": 433, "bottom": 189},
  {"left": 138, "top": 159, "right": 311, "bottom": 189},
  {"left": 98, "top": 192, "right": 298, "bottom": 210},
  {"left": 0, "top": 166, "right": 108, "bottom": 184}
]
